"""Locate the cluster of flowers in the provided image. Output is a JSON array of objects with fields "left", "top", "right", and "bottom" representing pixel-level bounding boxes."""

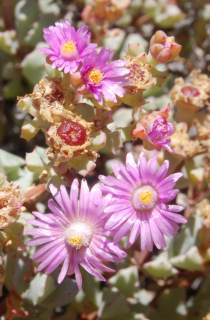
[
  {"left": 17, "top": 21, "right": 183, "bottom": 175},
  {"left": 19, "top": 21, "right": 187, "bottom": 289},
  {"left": 25, "top": 152, "right": 186, "bottom": 289},
  {"left": 42, "top": 21, "right": 129, "bottom": 105}
]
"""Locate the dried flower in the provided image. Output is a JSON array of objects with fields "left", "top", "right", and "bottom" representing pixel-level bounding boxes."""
[
  {"left": 25, "top": 180, "right": 126, "bottom": 289},
  {"left": 150, "top": 30, "right": 182, "bottom": 63},
  {"left": 0, "top": 175, "right": 23, "bottom": 229},
  {"left": 42, "top": 22, "right": 96, "bottom": 73},
  {"left": 170, "top": 122, "right": 207, "bottom": 158},
  {"left": 46, "top": 110, "right": 96, "bottom": 167},
  {"left": 194, "top": 114, "right": 210, "bottom": 140},
  {"left": 125, "top": 53, "right": 156, "bottom": 94},
  {"left": 80, "top": 48, "right": 129, "bottom": 105},
  {"left": 18, "top": 77, "right": 98, "bottom": 169},
  {"left": 82, "top": 0, "right": 131, "bottom": 25},
  {"left": 99, "top": 152, "right": 186, "bottom": 251},
  {"left": 196, "top": 199, "right": 210, "bottom": 228},
  {"left": 203, "top": 313, "right": 210, "bottom": 320},
  {"left": 18, "top": 77, "right": 65, "bottom": 124},
  {"left": 132, "top": 107, "right": 174, "bottom": 152},
  {"left": 170, "top": 70, "right": 210, "bottom": 112}
]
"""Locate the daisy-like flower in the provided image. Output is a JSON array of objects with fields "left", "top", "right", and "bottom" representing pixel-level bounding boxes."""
[
  {"left": 99, "top": 152, "right": 187, "bottom": 251},
  {"left": 25, "top": 180, "right": 125, "bottom": 289},
  {"left": 42, "top": 21, "right": 96, "bottom": 73},
  {"left": 80, "top": 48, "right": 129, "bottom": 105}
]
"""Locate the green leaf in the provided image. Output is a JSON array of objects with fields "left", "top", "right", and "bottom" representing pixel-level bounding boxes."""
[
  {"left": 0, "top": 149, "right": 24, "bottom": 180},
  {"left": 99, "top": 288, "right": 131, "bottom": 320},
  {"left": 21, "top": 44, "right": 46, "bottom": 85},
  {"left": 26, "top": 146, "right": 48, "bottom": 176},
  {"left": 15, "top": 0, "right": 39, "bottom": 43},
  {"left": 121, "top": 33, "right": 148, "bottom": 56},
  {"left": 22, "top": 273, "right": 55, "bottom": 305},
  {"left": 0, "top": 30, "right": 19, "bottom": 55},
  {"left": 42, "top": 277, "right": 78, "bottom": 308},
  {"left": 103, "top": 29, "right": 126, "bottom": 53},
  {"left": 143, "top": 252, "right": 177, "bottom": 279},
  {"left": 170, "top": 246, "right": 204, "bottom": 271},
  {"left": 112, "top": 107, "right": 133, "bottom": 129},
  {"left": 149, "top": 288, "right": 186, "bottom": 320},
  {"left": 15, "top": 167, "right": 34, "bottom": 190},
  {"left": 108, "top": 266, "right": 139, "bottom": 297},
  {"left": 168, "top": 216, "right": 203, "bottom": 257}
]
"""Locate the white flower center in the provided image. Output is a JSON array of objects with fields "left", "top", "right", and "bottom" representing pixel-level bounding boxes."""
[
  {"left": 132, "top": 185, "right": 157, "bottom": 211},
  {"left": 65, "top": 221, "right": 93, "bottom": 250}
]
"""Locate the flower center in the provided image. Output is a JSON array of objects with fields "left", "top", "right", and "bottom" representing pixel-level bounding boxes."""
[
  {"left": 181, "top": 86, "right": 200, "bottom": 98},
  {"left": 139, "top": 191, "right": 153, "bottom": 205},
  {"left": 66, "top": 221, "right": 93, "bottom": 250},
  {"left": 130, "top": 63, "right": 146, "bottom": 82},
  {"left": 60, "top": 41, "right": 77, "bottom": 57},
  {"left": 57, "top": 120, "right": 87, "bottom": 146},
  {"left": 132, "top": 185, "right": 157, "bottom": 211},
  {"left": 88, "top": 68, "right": 103, "bottom": 84}
]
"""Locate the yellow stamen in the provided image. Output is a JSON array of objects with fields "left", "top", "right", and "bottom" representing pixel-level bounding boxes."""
[
  {"left": 61, "top": 41, "right": 77, "bottom": 56},
  {"left": 139, "top": 191, "right": 153, "bottom": 205},
  {"left": 67, "top": 235, "right": 84, "bottom": 249},
  {"left": 88, "top": 68, "right": 103, "bottom": 84}
]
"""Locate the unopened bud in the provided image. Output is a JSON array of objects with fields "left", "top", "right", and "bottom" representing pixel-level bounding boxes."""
[{"left": 150, "top": 30, "right": 182, "bottom": 63}]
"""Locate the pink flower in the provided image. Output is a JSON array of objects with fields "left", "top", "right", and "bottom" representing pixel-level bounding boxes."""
[
  {"left": 42, "top": 21, "right": 96, "bottom": 73},
  {"left": 80, "top": 48, "right": 129, "bottom": 104},
  {"left": 147, "top": 116, "right": 174, "bottom": 151},
  {"left": 99, "top": 152, "right": 186, "bottom": 251},
  {"left": 132, "top": 108, "right": 174, "bottom": 152},
  {"left": 25, "top": 180, "right": 125, "bottom": 289}
]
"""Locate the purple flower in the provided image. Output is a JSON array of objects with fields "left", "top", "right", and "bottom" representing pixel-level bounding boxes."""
[
  {"left": 147, "top": 116, "right": 174, "bottom": 152},
  {"left": 80, "top": 48, "right": 129, "bottom": 104},
  {"left": 25, "top": 180, "right": 125, "bottom": 289},
  {"left": 42, "top": 21, "right": 96, "bottom": 73},
  {"left": 132, "top": 108, "right": 174, "bottom": 152},
  {"left": 99, "top": 152, "right": 187, "bottom": 251}
]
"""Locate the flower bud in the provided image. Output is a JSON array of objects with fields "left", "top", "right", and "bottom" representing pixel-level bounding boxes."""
[{"left": 150, "top": 30, "right": 182, "bottom": 63}]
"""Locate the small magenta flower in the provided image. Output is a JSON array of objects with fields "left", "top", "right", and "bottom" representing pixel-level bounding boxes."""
[
  {"left": 99, "top": 152, "right": 187, "bottom": 251},
  {"left": 80, "top": 48, "right": 129, "bottom": 104},
  {"left": 25, "top": 180, "right": 125, "bottom": 289},
  {"left": 42, "top": 21, "right": 96, "bottom": 73},
  {"left": 147, "top": 116, "right": 174, "bottom": 151},
  {"left": 132, "top": 108, "right": 174, "bottom": 152}
]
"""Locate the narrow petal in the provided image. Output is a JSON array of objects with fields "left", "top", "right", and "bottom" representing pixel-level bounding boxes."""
[
  {"left": 149, "top": 219, "right": 166, "bottom": 249},
  {"left": 58, "top": 255, "right": 70, "bottom": 284},
  {"left": 129, "top": 221, "right": 140, "bottom": 245}
]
